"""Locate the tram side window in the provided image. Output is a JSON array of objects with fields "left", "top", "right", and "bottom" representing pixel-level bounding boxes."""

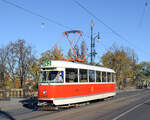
[
  {"left": 66, "top": 68, "right": 78, "bottom": 83},
  {"left": 112, "top": 73, "right": 116, "bottom": 82},
  {"left": 96, "top": 71, "right": 101, "bottom": 82},
  {"left": 41, "top": 71, "right": 46, "bottom": 82},
  {"left": 79, "top": 69, "right": 88, "bottom": 82},
  {"left": 107, "top": 72, "right": 111, "bottom": 82},
  {"left": 89, "top": 70, "right": 95, "bottom": 82},
  {"left": 102, "top": 72, "right": 106, "bottom": 82}
]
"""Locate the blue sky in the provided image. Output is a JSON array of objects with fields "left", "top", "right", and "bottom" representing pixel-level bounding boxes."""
[{"left": 0, "top": 0, "right": 149, "bottom": 63}]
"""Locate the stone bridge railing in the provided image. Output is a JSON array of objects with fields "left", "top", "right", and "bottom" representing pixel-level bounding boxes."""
[{"left": 0, "top": 89, "right": 38, "bottom": 99}]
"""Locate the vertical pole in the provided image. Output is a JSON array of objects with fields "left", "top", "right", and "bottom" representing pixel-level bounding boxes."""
[{"left": 91, "top": 20, "right": 94, "bottom": 64}]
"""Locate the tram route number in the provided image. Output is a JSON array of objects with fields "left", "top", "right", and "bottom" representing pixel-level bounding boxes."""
[{"left": 44, "top": 60, "right": 51, "bottom": 66}]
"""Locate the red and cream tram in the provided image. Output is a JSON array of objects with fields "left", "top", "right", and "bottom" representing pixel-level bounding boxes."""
[{"left": 38, "top": 60, "right": 116, "bottom": 106}]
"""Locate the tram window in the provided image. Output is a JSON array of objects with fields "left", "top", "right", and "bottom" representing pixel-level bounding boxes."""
[
  {"left": 41, "top": 71, "right": 47, "bottom": 82},
  {"left": 102, "top": 72, "right": 106, "bottom": 82},
  {"left": 107, "top": 72, "right": 111, "bottom": 82},
  {"left": 112, "top": 73, "right": 114, "bottom": 82},
  {"left": 114, "top": 74, "right": 116, "bottom": 82},
  {"left": 89, "top": 70, "right": 95, "bottom": 82},
  {"left": 48, "top": 71, "right": 64, "bottom": 83},
  {"left": 96, "top": 71, "right": 101, "bottom": 82},
  {"left": 112, "top": 73, "right": 116, "bottom": 82},
  {"left": 41, "top": 71, "right": 64, "bottom": 83},
  {"left": 66, "top": 68, "right": 78, "bottom": 83},
  {"left": 79, "top": 69, "right": 88, "bottom": 82}
]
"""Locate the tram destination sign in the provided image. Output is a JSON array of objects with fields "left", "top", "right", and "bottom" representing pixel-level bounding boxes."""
[{"left": 44, "top": 60, "right": 51, "bottom": 66}]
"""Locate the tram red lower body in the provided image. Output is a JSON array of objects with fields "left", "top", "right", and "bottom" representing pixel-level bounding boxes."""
[{"left": 38, "top": 83, "right": 116, "bottom": 99}]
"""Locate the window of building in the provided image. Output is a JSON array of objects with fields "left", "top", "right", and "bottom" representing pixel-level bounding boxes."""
[
  {"left": 79, "top": 69, "right": 88, "bottom": 82},
  {"left": 107, "top": 72, "right": 111, "bottom": 82},
  {"left": 96, "top": 71, "right": 101, "bottom": 82},
  {"left": 102, "top": 72, "right": 106, "bottom": 82},
  {"left": 89, "top": 70, "right": 95, "bottom": 82},
  {"left": 66, "top": 68, "right": 78, "bottom": 83}
]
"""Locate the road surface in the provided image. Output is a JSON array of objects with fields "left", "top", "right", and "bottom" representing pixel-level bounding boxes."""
[{"left": 1, "top": 89, "right": 150, "bottom": 120}]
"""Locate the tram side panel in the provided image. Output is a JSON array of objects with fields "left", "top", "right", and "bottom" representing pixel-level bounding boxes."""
[{"left": 38, "top": 83, "right": 116, "bottom": 100}]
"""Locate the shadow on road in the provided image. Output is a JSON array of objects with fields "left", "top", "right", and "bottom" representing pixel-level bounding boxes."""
[
  {"left": 144, "top": 101, "right": 150, "bottom": 106},
  {"left": 0, "top": 110, "right": 15, "bottom": 120},
  {"left": 19, "top": 97, "right": 38, "bottom": 110}
]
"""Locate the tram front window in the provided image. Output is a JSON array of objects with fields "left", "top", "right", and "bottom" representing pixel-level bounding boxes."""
[{"left": 41, "top": 71, "right": 64, "bottom": 83}]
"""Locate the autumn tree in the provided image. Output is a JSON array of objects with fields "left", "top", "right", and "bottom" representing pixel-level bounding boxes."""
[
  {"left": 28, "top": 57, "right": 40, "bottom": 90},
  {"left": 40, "top": 47, "right": 64, "bottom": 65},
  {"left": 101, "top": 44, "right": 138, "bottom": 89},
  {"left": 135, "top": 62, "right": 150, "bottom": 88},
  {"left": 74, "top": 45, "right": 80, "bottom": 58},
  {"left": 67, "top": 48, "right": 72, "bottom": 59},
  {"left": 80, "top": 40, "right": 88, "bottom": 63},
  {"left": 66, "top": 40, "right": 88, "bottom": 63}
]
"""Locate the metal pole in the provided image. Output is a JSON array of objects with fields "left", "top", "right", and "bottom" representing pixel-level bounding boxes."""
[{"left": 91, "top": 20, "right": 94, "bottom": 64}]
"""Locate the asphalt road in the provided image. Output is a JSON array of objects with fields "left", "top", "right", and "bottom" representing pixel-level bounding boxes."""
[{"left": 1, "top": 89, "right": 150, "bottom": 120}]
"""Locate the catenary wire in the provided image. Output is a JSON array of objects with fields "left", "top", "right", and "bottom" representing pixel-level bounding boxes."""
[
  {"left": 1, "top": 0, "right": 72, "bottom": 30},
  {"left": 72, "top": 0, "right": 150, "bottom": 57}
]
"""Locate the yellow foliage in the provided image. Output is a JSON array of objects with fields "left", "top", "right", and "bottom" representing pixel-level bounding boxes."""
[{"left": 101, "top": 45, "right": 138, "bottom": 89}]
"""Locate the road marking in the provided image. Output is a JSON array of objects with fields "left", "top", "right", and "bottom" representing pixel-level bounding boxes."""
[{"left": 112, "top": 99, "right": 150, "bottom": 120}]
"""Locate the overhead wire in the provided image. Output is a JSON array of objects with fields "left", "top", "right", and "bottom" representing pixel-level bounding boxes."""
[
  {"left": 0, "top": 0, "right": 74, "bottom": 54},
  {"left": 1, "top": 0, "right": 72, "bottom": 30},
  {"left": 72, "top": 0, "right": 150, "bottom": 57},
  {"left": 2, "top": 0, "right": 149, "bottom": 59}
]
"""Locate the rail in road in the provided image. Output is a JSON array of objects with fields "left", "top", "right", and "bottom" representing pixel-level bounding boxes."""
[{"left": 0, "top": 89, "right": 150, "bottom": 120}]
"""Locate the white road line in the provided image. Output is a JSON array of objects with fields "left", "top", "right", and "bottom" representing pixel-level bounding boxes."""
[{"left": 112, "top": 99, "right": 150, "bottom": 120}]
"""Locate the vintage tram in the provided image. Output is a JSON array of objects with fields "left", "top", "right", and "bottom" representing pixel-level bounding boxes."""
[{"left": 38, "top": 60, "right": 116, "bottom": 106}]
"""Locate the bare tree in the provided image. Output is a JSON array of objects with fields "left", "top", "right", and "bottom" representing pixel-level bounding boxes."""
[
  {"left": 0, "top": 46, "right": 8, "bottom": 89},
  {"left": 6, "top": 42, "right": 18, "bottom": 88},
  {"left": 14, "top": 40, "right": 33, "bottom": 88}
]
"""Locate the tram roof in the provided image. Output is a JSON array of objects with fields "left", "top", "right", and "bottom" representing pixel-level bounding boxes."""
[{"left": 42, "top": 60, "right": 115, "bottom": 73}]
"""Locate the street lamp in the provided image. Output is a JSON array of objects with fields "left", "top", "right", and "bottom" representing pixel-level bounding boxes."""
[{"left": 90, "top": 20, "right": 100, "bottom": 64}]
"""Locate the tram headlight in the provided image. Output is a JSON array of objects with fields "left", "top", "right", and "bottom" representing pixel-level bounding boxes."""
[{"left": 43, "top": 90, "right": 47, "bottom": 94}]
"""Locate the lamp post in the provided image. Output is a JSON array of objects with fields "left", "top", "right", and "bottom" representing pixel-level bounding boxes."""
[{"left": 90, "top": 20, "right": 100, "bottom": 64}]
